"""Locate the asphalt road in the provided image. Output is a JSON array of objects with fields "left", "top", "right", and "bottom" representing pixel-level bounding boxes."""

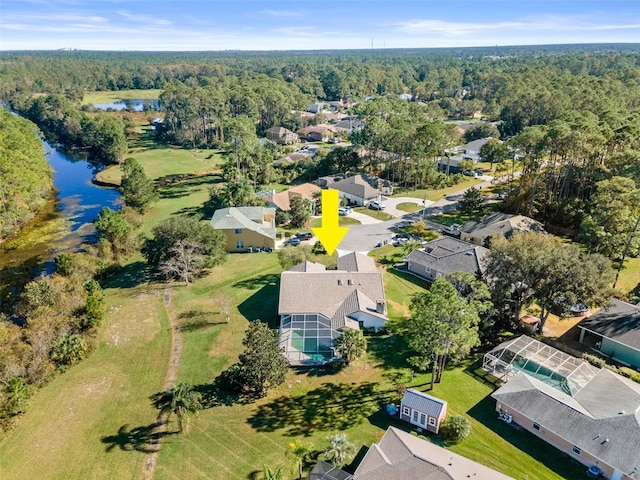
[{"left": 336, "top": 177, "right": 496, "bottom": 254}]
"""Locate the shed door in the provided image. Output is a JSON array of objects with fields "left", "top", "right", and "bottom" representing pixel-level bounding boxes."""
[{"left": 611, "top": 470, "right": 623, "bottom": 480}]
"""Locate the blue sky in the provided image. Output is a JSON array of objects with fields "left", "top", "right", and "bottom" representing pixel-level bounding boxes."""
[{"left": 1, "top": 0, "right": 639, "bottom": 51}]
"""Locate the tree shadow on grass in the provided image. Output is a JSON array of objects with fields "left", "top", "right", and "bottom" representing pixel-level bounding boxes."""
[
  {"left": 101, "top": 422, "right": 177, "bottom": 453},
  {"left": 236, "top": 274, "right": 280, "bottom": 328},
  {"left": 99, "top": 261, "right": 158, "bottom": 289},
  {"left": 177, "top": 309, "right": 227, "bottom": 331},
  {"left": 367, "top": 335, "right": 412, "bottom": 370},
  {"left": 467, "top": 396, "right": 586, "bottom": 479},
  {"left": 247, "top": 382, "right": 386, "bottom": 437}
]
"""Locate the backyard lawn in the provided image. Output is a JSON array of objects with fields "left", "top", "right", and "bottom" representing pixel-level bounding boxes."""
[{"left": 82, "top": 89, "right": 162, "bottom": 105}]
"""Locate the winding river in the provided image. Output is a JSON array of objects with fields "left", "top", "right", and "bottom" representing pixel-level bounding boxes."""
[{"left": 0, "top": 139, "right": 121, "bottom": 312}]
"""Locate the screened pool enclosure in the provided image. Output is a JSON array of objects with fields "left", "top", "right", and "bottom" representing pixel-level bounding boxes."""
[
  {"left": 483, "top": 335, "right": 598, "bottom": 396},
  {"left": 278, "top": 314, "right": 340, "bottom": 365}
]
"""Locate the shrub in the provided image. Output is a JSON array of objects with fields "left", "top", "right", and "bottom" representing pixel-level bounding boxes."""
[{"left": 441, "top": 414, "right": 471, "bottom": 442}]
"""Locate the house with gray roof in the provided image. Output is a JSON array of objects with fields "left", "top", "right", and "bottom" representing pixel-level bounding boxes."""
[
  {"left": 350, "top": 426, "right": 514, "bottom": 480},
  {"left": 405, "top": 237, "right": 488, "bottom": 282},
  {"left": 400, "top": 389, "right": 447, "bottom": 434},
  {"left": 489, "top": 337, "right": 640, "bottom": 480},
  {"left": 578, "top": 299, "right": 640, "bottom": 369},
  {"left": 210, "top": 207, "right": 276, "bottom": 253},
  {"left": 319, "top": 173, "right": 392, "bottom": 206},
  {"left": 278, "top": 252, "right": 387, "bottom": 365},
  {"left": 461, "top": 212, "right": 545, "bottom": 246}
]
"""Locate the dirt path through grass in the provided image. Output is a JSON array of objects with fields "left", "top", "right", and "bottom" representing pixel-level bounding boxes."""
[{"left": 141, "top": 284, "right": 182, "bottom": 480}]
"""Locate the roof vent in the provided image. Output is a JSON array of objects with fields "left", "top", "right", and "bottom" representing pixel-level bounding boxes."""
[
  {"left": 601, "top": 438, "right": 609, "bottom": 444},
  {"left": 337, "top": 279, "right": 343, "bottom": 286},
  {"left": 347, "top": 279, "right": 353, "bottom": 286},
  {"left": 619, "top": 410, "right": 625, "bottom": 415}
]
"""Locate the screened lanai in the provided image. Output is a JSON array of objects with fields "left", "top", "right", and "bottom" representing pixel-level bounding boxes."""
[
  {"left": 483, "top": 335, "right": 598, "bottom": 396},
  {"left": 278, "top": 313, "right": 339, "bottom": 366}
]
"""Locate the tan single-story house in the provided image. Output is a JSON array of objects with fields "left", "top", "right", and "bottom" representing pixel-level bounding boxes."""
[
  {"left": 485, "top": 336, "right": 640, "bottom": 480},
  {"left": 461, "top": 212, "right": 545, "bottom": 246},
  {"left": 210, "top": 206, "right": 276, "bottom": 253},
  {"left": 400, "top": 389, "right": 447, "bottom": 434},
  {"left": 297, "top": 125, "right": 335, "bottom": 142},
  {"left": 265, "top": 183, "right": 320, "bottom": 212},
  {"left": 318, "top": 173, "right": 392, "bottom": 206},
  {"left": 264, "top": 126, "right": 298, "bottom": 145}
]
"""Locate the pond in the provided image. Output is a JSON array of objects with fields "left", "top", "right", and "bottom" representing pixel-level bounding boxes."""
[
  {"left": 92, "top": 99, "right": 160, "bottom": 111},
  {"left": 0, "top": 140, "right": 121, "bottom": 312}
]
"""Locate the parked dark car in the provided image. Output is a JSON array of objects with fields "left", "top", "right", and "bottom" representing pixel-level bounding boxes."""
[
  {"left": 284, "top": 237, "right": 301, "bottom": 246},
  {"left": 295, "top": 232, "right": 313, "bottom": 241}
]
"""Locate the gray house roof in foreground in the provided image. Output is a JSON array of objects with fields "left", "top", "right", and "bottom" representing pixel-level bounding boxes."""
[
  {"left": 405, "top": 236, "right": 489, "bottom": 277},
  {"left": 492, "top": 370, "right": 640, "bottom": 475},
  {"left": 578, "top": 299, "right": 640, "bottom": 351},
  {"left": 401, "top": 389, "right": 447, "bottom": 418},
  {"left": 308, "top": 461, "right": 352, "bottom": 480},
  {"left": 353, "top": 427, "right": 513, "bottom": 480},
  {"left": 278, "top": 252, "right": 386, "bottom": 329}
]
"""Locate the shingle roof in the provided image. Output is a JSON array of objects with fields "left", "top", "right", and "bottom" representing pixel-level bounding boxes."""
[
  {"left": 401, "top": 389, "right": 447, "bottom": 418},
  {"left": 210, "top": 207, "right": 276, "bottom": 240},
  {"left": 267, "top": 183, "right": 320, "bottom": 211},
  {"left": 308, "top": 461, "right": 353, "bottom": 480},
  {"left": 406, "top": 237, "right": 488, "bottom": 277},
  {"left": 337, "top": 252, "right": 378, "bottom": 272},
  {"left": 353, "top": 427, "right": 513, "bottom": 480},
  {"left": 461, "top": 212, "right": 545, "bottom": 240},
  {"left": 578, "top": 299, "right": 640, "bottom": 351},
  {"left": 265, "top": 126, "right": 295, "bottom": 135},
  {"left": 492, "top": 371, "right": 640, "bottom": 475},
  {"left": 330, "top": 174, "right": 381, "bottom": 201},
  {"left": 273, "top": 151, "right": 311, "bottom": 166},
  {"left": 279, "top": 253, "right": 386, "bottom": 329}
]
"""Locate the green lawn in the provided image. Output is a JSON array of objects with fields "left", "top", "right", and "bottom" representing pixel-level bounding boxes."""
[
  {"left": 310, "top": 216, "right": 361, "bottom": 228},
  {"left": 354, "top": 206, "right": 394, "bottom": 221},
  {"left": 0, "top": 274, "right": 171, "bottom": 480},
  {"left": 395, "top": 202, "right": 422, "bottom": 213},
  {"left": 394, "top": 178, "right": 483, "bottom": 201},
  {"left": 82, "top": 89, "right": 162, "bottom": 104},
  {"left": 615, "top": 255, "right": 640, "bottom": 298}
]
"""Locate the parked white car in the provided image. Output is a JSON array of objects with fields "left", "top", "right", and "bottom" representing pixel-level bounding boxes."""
[{"left": 368, "top": 200, "right": 386, "bottom": 210}]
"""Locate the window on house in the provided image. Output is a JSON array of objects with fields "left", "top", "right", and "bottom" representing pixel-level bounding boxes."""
[
  {"left": 532, "top": 422, "right": 540, "bottom": 431},
  {"left": 403, "top": 406, "right": 409, "bottom": 416},
  {"left": 572, "top": 446, "right": 581, "bottom": 455},
  {"left": 235, "top": 241, "right": 244, "bottom": 249},
  {"left": 419, "top": 413, "right": 426, "bottom": 425},
  {"left": 234, "top": 229, "right": 242, "bottom": 234},
  {"left": 412, "top": 410, "right": 419, "bottom": 422},
  {"left": 428, "top": 417, "right": 436, "bottom": 426}
]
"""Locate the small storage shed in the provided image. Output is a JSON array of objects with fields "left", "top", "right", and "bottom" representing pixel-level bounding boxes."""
[{"left": 399, "top": 389, "right": 447, "bottom": 434}]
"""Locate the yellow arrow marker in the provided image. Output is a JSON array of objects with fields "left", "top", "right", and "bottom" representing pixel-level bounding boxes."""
[{"left": 312, "top": 189, "right": 349, "bottom": 255}]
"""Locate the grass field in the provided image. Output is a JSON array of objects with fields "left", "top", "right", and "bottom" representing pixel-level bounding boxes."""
[
  {"left": 310, "top": 216, "right": 360, "bottom": 228},
  {"left": 82, "top": 89, "right": 162, "bottom": 105},
  {"left": 393, "top": 177, "right": 482, "bottom": 201},
  {"left": 0, "top": 123, "right": 609, "bottom": 480},
  {"left": 395, "top": 202, "right": 422, "bottom": 213},
  {"left": 354, "top": 206, "right": 394, "bottom": 221}
]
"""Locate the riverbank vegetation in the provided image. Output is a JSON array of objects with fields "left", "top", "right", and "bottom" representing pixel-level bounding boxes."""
[{"left": 0, "top": 109, "right": 52, "bottom": 241}]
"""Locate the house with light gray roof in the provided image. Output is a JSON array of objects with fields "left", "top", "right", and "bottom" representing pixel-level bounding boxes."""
[
  {"left": 461, "top": 212, "right": 545, "bottom": 246},
  {"left": 490, "top": 338, "right": 640, "bottom": 480},
  {"left": 405, "top": 236, "right": 488, "bottom": 282},
  {"left": 278, "top": 252, "right": 387, "bottom": 365},
  {"left": 351, "top": 426, "right": 514, "bottom": 480},
  {"left": 210, "top": 206, "right": 276, "bottom": 253}
]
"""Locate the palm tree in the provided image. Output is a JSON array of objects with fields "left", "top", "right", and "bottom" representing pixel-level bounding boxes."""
[
  {"left": 324, "top": 433, "right": 356, "bottom": 467},
  {"left": 262, "top": 464, "right": 285, "bottom": 480},
  {"left": 155, "top": 382, "right": 203, "bottom": 433},
  {"left": 334, "top": 329, "right": 367, "bottom": 365},
  {"left": 286, "top": 439, "right": 311, "bottom": 479},
  {"left": 3, "top": 377, "right": 30, "bottom": 415}
]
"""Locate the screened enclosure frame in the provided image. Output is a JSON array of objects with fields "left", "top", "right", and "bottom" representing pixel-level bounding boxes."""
[
  {"left": 279, "top": 313, "right": 339, "bottom": 366},
  {"left": 482, "top": 335, "right": 598, "bottom": 396}
]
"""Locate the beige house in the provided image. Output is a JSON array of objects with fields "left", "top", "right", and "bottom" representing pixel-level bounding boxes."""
[
  {"left": 264, "top": 126, "right": 298, "bottom": 145},
  {"left": 297, "top": 125, "right": 335, "bottom": 142},
  {"left": 486, "top": 336, "right": 640, "bottom": 480},
  {"left": 210, "top": 207, "right": 276, "bottom": 253},
  {"left": 461, "top": 212, "right": 545, "bottom": 246}
]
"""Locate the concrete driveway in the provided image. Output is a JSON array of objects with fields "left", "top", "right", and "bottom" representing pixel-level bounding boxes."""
[{"left": 337, "top": 177, "right": 500, "bottom": 254}]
